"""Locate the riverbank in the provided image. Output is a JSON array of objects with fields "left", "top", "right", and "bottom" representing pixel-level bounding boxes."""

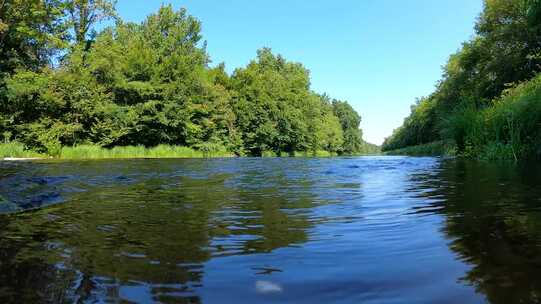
[
  {"left": 0, "top": 143, "right": 234, "bottom": 160},
  {"left": 381, "top": 1, "right": 541, "bottom": 162},
  {"left": 384, "top": 141, "right": 456, "bottom": 157},
  {"left": 0, "top": 143, "right": 379, "bottom": 160},
  {"left": 0, "top": 142, "right": 46, "bottom": 159}
]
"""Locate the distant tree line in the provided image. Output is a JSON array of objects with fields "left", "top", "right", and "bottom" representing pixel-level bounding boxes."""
[
  {"left": 0, "top": 1, "right": 377, "bottom": 156},
  {"left": 383, "top": 0, "right": 541, "bottom": 160}
]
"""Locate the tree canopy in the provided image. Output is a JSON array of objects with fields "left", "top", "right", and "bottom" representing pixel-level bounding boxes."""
[{"left": 0, "top": 2, "right": 375, "bottom": 156}]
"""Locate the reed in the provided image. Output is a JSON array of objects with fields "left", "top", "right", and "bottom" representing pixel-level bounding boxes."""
[
  {"left": 385, "top": 141, "right": 456, "bottom": 157},
  {"left": 0, "top": 142, "right": 45, "bottom": 158},
  {"left": 59, "top": 144, "right": 234, "bottom": 159}
]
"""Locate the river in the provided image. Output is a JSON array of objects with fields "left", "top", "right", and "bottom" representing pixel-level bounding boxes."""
[{"left": 0, "top": 156, "right": 540, "bottom": 303}]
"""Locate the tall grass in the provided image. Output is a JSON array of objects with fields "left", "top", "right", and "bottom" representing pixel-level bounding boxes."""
[
  {"left": 445, "top": 75, "right": 541, "bottom": 160},
  {"left": 59, "top": 144, "right": 234, "bottom": 159},
  {"left": 0, "top": 143, "right": 380, "bottom": 160},
  {"left": 480, "top": 77, "right": 541, "bottom": 160},
  {"left": 0, "top": 142, "right": 45, "bottom": 158},
  {"left": 260, "top": 150, "right": 335, "bottom": 157},
  {"left": 293, "top": 150, "right": 336, "bottom": 157},
  {"left": 385, "top": 141, "right": 456, "bottom": 157},
  {"left": 263, "top": 150, "right": 379, "bottom": 157}
]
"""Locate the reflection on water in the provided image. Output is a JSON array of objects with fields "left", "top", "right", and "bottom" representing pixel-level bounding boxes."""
[
  {"left": 0, "top": 157, "right": 540, "bottom": 303},
  {"left": 412, "top": 160, "right": 541, "bottom": 304}
]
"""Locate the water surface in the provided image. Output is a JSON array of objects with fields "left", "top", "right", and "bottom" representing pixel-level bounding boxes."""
[{"left": 0, "top": 157, "right": 540, "bottom": 303}]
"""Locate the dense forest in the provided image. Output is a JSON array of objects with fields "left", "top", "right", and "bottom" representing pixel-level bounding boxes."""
[
  {"left": 382, "top": 0, "right": 541, "bottom": 160},
  {"left": 0, "top": 1, "right": 378, "bottom": 158}
]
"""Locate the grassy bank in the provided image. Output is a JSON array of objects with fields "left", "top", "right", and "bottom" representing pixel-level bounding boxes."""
[
  {"left": 445, "top": 75, "right": 541, "bottom": 161},
  {"left": 259, "top": 150, "right": 337, "bottom": 157},
  {"left": 60, "top": 145, "right": 234, "bottom": 159},
  {"left": 0, "top": 142, "right": 46, "bottom": 158},
  {"left": 385, "top": 141, "right": 456, "bottom": 157},
  {"left": 385, "top": 74, "right": 541, "bottom": 161},
  {"left": 380, "top": 1, "right": 541, "bottom": 162},
  {"left": 264, "top": 150, "right": 381, "bottom": 157},
  {"left": 0, "top": 143, "right": 234, "bottom": 159},
  {"left": 0, "top": 143, "right": 380, "bottom": 160}
]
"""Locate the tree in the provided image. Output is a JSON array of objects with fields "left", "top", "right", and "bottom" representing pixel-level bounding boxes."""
[
  {"left": 65, "top": 0, "right": 117, "bottom": 45},
  {"left": 0, "top": 4, "right": 370, "bottom": 157},
  {"left": 0, "top": 0, "right": 66, "bottom": 75},
  {"left": 0, "top": 0, "right": 68, "bottom": 138},
  {"left": 72, "top": 4, "right": 234, "bottom": 149},
  {"left": 332, "top": 100, "right": 364, "bottom": 154},
  {"left": 383, "top": 0, "right": 541, "bottom": 155},
  {"left": 231, "top": 48, "right": 314, "bottom": 155}
]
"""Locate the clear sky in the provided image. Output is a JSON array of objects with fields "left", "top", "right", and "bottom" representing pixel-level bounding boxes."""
[{"left": 115, "top": 0, "right": 483, "bottom": 145}]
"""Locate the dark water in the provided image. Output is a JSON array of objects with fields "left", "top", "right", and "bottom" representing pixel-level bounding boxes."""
[{"left": 0, "top": 157, "right": 541, "bottom": 303}]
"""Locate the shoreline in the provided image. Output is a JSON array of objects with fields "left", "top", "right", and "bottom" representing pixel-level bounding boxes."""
[
  {"left": 383, "top": 141, "right": 456, "bottom": 157},
  {"left": 0, "top": 143, "right": 381, "bottom": 161},
  {"left": 2, "top": 157, "right": 47, "bottom": 161},
  {"left": 1, "top": 154, "right": 384, "bottom": 161}
]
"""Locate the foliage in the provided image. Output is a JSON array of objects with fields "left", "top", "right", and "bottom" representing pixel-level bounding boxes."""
[
  {"left": 469, "top": 74, "right": 541, "bottom": 160},
  {"left": 65, "top": 0, "right": 118, "bottom": 44},
  {"left": 332, "top": 100, "right": 364, "bottom": 154},
  {"left": 357, "top": 140, "right": 381, "bottom": 155},
  {"left": 230, "top": 49, "right": 352, "bottom": 156},
  {"left": 382, "top": 97, "right": 439, "bottom": 151},
  {"left": 0, "top": 142, "right": 45, "bottom": 158},
  {"left": 0, "top": 0, "right": 67, "bottom": 75},
  {"left": 0, "top": 2, "right": 375, "bottom": 158},
  {"left": 383, "top": 0, "right": 541, "bottom": 160}
]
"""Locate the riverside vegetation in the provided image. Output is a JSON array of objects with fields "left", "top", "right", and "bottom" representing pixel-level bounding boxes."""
[
  {"left": 0, "top": 1, "right": 378, "bottom": 159},
  {"left": 383, "top": 0, "right": 541, "bottom": 160}
]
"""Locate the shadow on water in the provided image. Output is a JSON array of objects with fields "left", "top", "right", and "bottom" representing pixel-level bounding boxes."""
[{"left": 409, "top": 159, "right": 541, "bottom": 304}]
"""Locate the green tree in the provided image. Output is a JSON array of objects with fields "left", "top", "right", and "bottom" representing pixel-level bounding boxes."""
[
  {"left": 0, "top": 0, "right": 66, "bottom": 75},
  {"left": 383, "top": 0, "right": 541, "bottom": 156},
  {"left": 332, "top": 100, "right": 364, "bottom": 154},
  {"left": 0, "top": 4, "right": 370, "bottom": 157},
  {"left": 77, "top": 5, "right": 235, "bottom": 150},
  {"left": 64, "top": 0, "right": 117, "bottom": 45},
  {"left": 231, "top": 48, "right": 312, "bottom": 155}
]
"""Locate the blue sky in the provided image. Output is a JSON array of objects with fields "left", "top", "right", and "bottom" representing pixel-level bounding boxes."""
[{"left": 115, "top": 0, "right": 483, "bottom": 145}]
